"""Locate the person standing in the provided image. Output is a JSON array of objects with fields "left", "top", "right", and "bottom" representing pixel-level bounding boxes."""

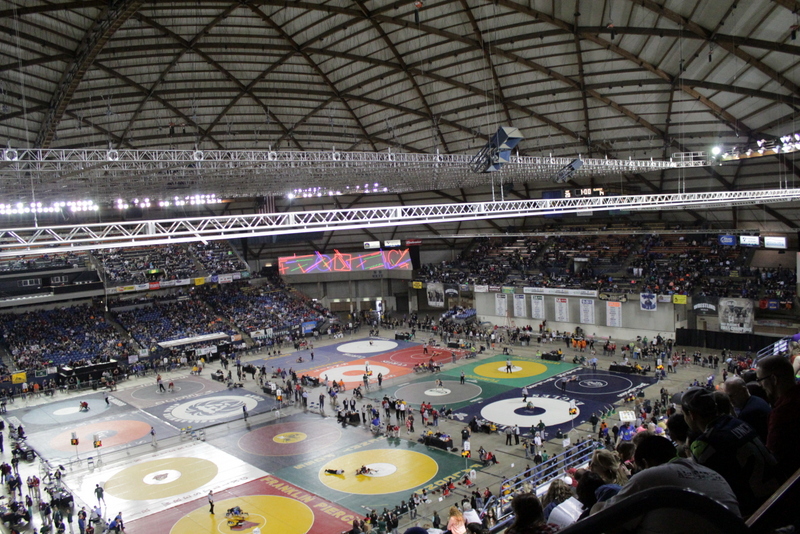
[
  {"left": 505, "top": 426, "right": 513, "bottom": 446},
  {"left": 150, "top": 426, "right": 157, "bottom": 447},
  {"left": 506, "top": 359, "right": 513, "bottom": 373},
  {"left": 104, "top": 392, "right": 109, "bottom": 407},
  {"left": 242, "top": 405, "right": 249, "bottom": 421},
  {"left": 757, "top": 354, "right": 800, "bottom": 475},
  {"left": 521, "top": 386, "right": 528, "bottom": 403},
  {"left": 513, "top": 424, "right": 520, "bottom": 445},
  {"left": 319, "top": 393, "right": 325, "bottom": 411},
  {"left": 208, "top": 490, "right": 214, "bottom": 514},
  {"left": 377, "top": 373, "right": 383, "bottom": 387},
  {"left": 156, "top": 374, "right": 165, "bottom": 393},
  {"left": 589, "top": 413, "right": 599, "bottom": 434},
  {"left": 460, "top": 371, "right": 465, "bottom": 385},
  {"left": 94, "top": 484, "right": 105, "bottom": 505},
  {"left": 77, "top": 507, "right": 87, "bottom": 534}
]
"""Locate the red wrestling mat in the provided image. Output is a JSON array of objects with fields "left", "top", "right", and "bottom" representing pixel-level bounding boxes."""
[
  {"left": 128, "top": 475, "right": 361, "bottom": 534},
  {"left": 369, "top": 345, "right": 467, "bottom": 367},
  {"left": 305, "top": 358, "right": 411, "bottom": 386}
]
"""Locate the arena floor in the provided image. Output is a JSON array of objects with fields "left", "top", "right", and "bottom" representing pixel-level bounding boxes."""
[{"left": 3, "top": 332, "right": 708, "bottom": 534}]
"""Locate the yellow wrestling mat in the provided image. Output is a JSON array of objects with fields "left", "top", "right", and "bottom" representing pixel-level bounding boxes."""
[
  {"left": 319, "top": 449, "right": 437, "bottom": 495},
  {"left": 105, "top": 457, "right": 219, "bottom": 500},
  {"left": 473, "top": 360, "right": 548, "bottom": 379},
  {"left": 170, "top": 495, "right": 313, "bottom": 534}
]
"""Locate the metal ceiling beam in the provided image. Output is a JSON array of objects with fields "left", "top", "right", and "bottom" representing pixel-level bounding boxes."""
[
  {"left": 244, "top": 2, "right": 377, "bottom": 152},
  {"left": 34, "top": 0, "right": 144, "bottom": 148},
  {"left": 631, "top": 0, "right": 800, "bottom": 97},
  {"left": 1, "top": 188, "right": 798, "bottom": 256},
  {"left": 354, "top": 0, "right": 450, "bottom": 153},
  {"left": 458, "top": 0, "right": 514, "bottom": 126}
]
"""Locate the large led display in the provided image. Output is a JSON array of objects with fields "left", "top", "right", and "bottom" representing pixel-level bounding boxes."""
[{"left": 279, "top": 249, "right": 412, "bottom": 274}]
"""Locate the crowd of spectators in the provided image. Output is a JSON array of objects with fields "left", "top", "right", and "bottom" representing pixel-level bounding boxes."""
[
  {"left": 188, "top": 242, "right": 248, "bottom": 275},
  {"left": 196, "top": 279, "right": 328, "bottom": 333},
  {"left": 0, "top": 252, "right": 87, "bottom": 273},
  {"left": 0, "top": 304, "right": 136, "bottom": 369},
  {"left": 416, "top": 233, "right": 795, "bottom": 302},
  {"left": 112, "top": 297, "right": 233, "bottom": 348},
  {"left": 97, "top": 246, "right": 197, "bottom": 285}
]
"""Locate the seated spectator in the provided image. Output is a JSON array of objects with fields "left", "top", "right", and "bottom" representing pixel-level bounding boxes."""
[
  {"left": 595, "top": 434, "right": 740, "bottom": 531},
  {"left": 681, "top": 387, "right": 780, "bottom": 516},
  {"left": 587, "top": 449, "right": 627, "bottom": 501},
  {"left": 504, "top": 493, "right": 559, "bottom": 534},
  {"left": 541, "top": 478, "right": 574, "bottom": 520},
  {"left": 756, "top": 355, "right": 800, "bottom": 476},
  {"left": 723, "top": 376, "right": 771, "bottom": 444}
]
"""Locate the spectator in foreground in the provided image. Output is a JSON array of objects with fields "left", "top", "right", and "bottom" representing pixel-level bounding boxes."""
[
  {"left": 504, "top": 493, "right": 559, "bottom": 534},
  {"left": 756, "top": 354, "right": 800, "bottom": 476},
  {"left": 723, "top": 376, "right": 771, "bottom": 444},
  {"left": 681, "top": 387, "right": 780, "bottom": 516},
  {"left": 596, "top": 434, "right": 740, "bottom": 532}
]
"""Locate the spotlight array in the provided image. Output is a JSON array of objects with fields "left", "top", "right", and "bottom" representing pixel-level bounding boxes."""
[
  {"left": 0, "top": 200, "right": 99, "bottom": 215},
  {"left": 717, "top": 132, "right": 800, "bottom": 161},
  {"left": 287, "top": 183, "right": 388, "bottom": 199}
]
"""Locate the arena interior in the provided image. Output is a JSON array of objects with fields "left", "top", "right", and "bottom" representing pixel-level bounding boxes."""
[{"left": 0, "top": 1, "right": 799, "bottom": 534}]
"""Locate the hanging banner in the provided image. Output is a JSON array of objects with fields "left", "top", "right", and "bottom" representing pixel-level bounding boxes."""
[
  {"left": 444, "top": 284, "right": 459, "bottom": 300},
  {"left": 412, "top": 281, "right": 423, "bottom": 289},
  {"left": 459, "top": 284, "right": 470, "bottom": 293},
  {"left": 554, "top": 297, "right": 569, "bottom": 322},
  {"left": 531, "top": 295, "right": 545, "bottom": 320},
  {"left": 606, "top": 301, "right": 622, "bottom": 327},
  {"left": 579, "top": 299, "right": 595, "bottom": 324},
  {"left": 513, "top": 294, "right": 527, "bottom": 317},
  {"left": 657, "top": 295, "right": 672, "bottom": 303},
  {"left": 718, "top": 298, "right": 754, "bottom": 333},
  {"left": 692, "top": 295, "right": 718, "bottom": 315},
  {"left": 640, "top": 292, "right": 657, "bottom": 311},
  {"left": 11, "top": 372, "right": 26, "bottom": 384},
  {"left": 502, "top": 286, "right": 516, "bottom": 294},
  {"left": 427, "top": 282, "right": 445, "bottom": 308},
  {"left": 474, "top": 285, "right": 489, "bottom": 293},
  {"left": 495, "top": 293, "right": 508, "bottom": 316},
  {"left": 672, "top": 294, "right": 687, "bottom": 305}
]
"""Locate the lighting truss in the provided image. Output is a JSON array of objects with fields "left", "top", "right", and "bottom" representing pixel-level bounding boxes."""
[
  {"left": 0, "top": 188, "right": 796, "bottom": 257},
  {"left": 0, "top": 148, "right": 709, "bottom": 205}
]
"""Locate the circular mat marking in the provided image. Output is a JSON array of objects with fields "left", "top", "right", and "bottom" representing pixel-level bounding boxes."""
[
  {"left": 423, "top": 387, "right": 451, "bottom": 396},
  {"left": 143, "top": 470, "right": 182, "bottom": 485},
  {"left": 131, "top": 379, "right": 207, "bottom": 401},
  {"left": 273, "top": 432, "right": 307, "bottom": 444},
  {"left": 164, "top": 395, "right": 260, "bottom": 424},
  {"left": 320, "top": 449, "right": 437, "bottom": 495},
  {"left": 480, "top": 397, "right": 579, "bottom": 428},
  {"left": 554, "top": 372, "right": 634, "bottom": 395},
  {"left": 323, "top": 364, "right": 392, "bottom": 384},
  {"left": 22, "top": 398, "right": 107, "bottom": 426},
  {"left": 394, "top": 381, "right": 481, "bottom": 404},
  {"left": 495, "top": 365, "right": 523, "bottom": 373},
  {"left": 105, "top": 457, "right": 218, "bottom": 500},
  {"left": 239, "top": 422, "right": 342, "bottom": 457},
  {"left": 579, "top": 379, "right": 608, "bottom": 389},
  {"left": 51, "top": 420, "right": 152, "bottom": 453},
  {"left": 474, "top": 360, "right": 548, "bottom": 379},
  {"left": 53, "top": 407, "right": 81, "bottom": 416},
  {"left": 337, "top": 340, "right": 398, "bottom": 354},
  {"left": 362, "top": 463, "right": 397, "bottom": 477},
  {"left": 170, "top": 496, "right": 313, "bottom": 534}
]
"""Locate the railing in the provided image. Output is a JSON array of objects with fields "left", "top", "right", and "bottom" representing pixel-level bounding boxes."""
[{"left": 483, "top": 440, "right": 598, "bottom": 525}]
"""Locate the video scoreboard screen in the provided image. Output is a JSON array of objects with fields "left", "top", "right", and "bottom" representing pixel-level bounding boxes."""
[{"left": 279, "top": 249, "right": 412, "bottom": 275}]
